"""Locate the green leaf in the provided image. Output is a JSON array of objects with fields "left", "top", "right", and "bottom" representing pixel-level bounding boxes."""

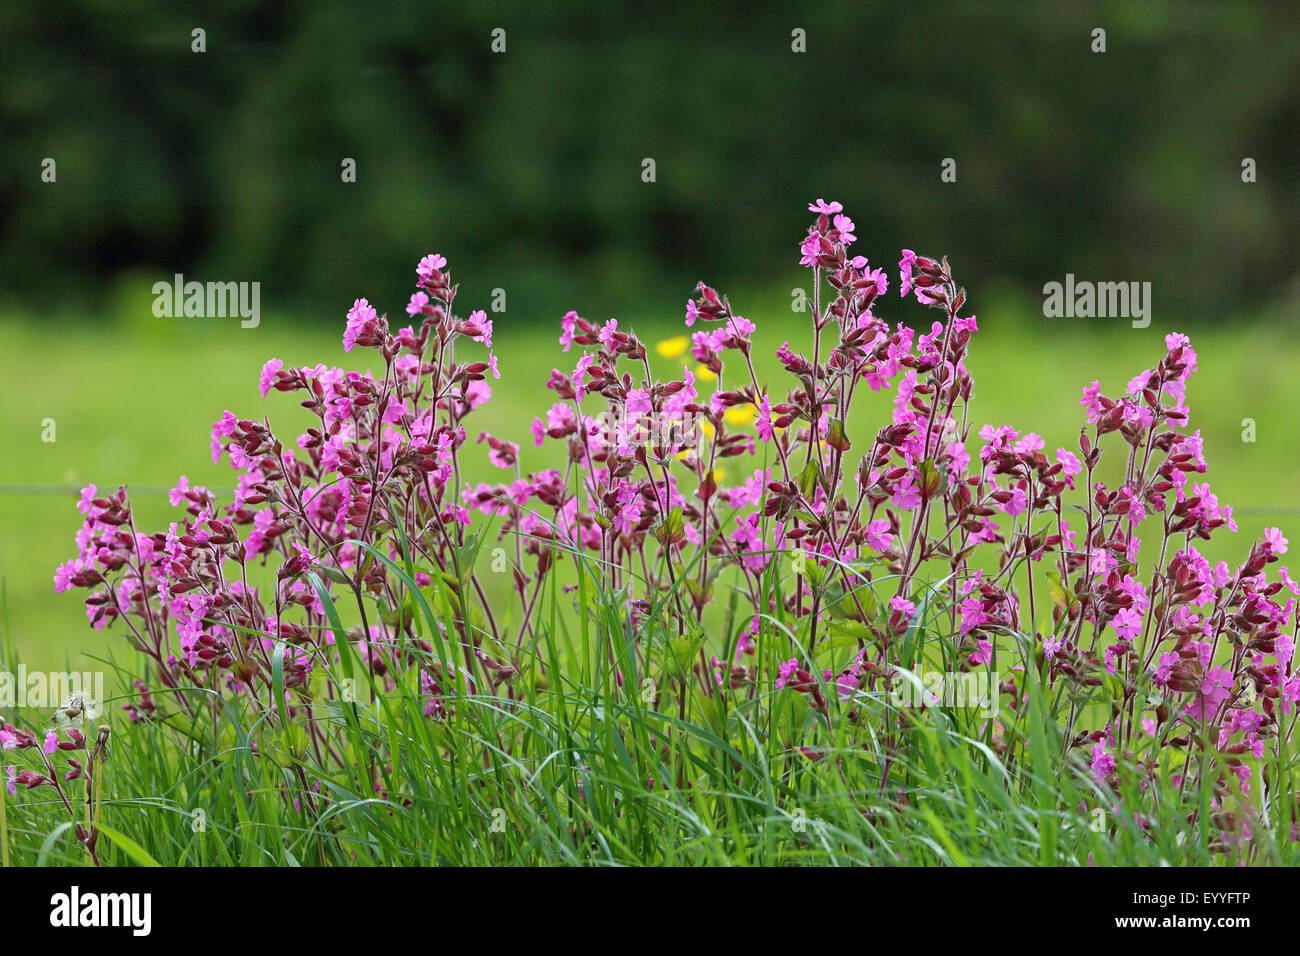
[
  {"left": 654, "top": 505, "right": 686, "bottom": 545},
  {"left": 664, "top": 633, "right": 704, "bottom": 678},
  {"left": 918, "top": 458, "right": 942, "bottom": 498},
  {"left": 317, "top": 565, "right": 352, "bottom": 586},
  {"left": 94, "top": 824, "right": 163, "bottom": 867},
  {"left": 683, "top": 577, "right": 713, "bottom": 605},
  {"left": 36, "top": 822, "right": 74, "bottom": 866},
  {"left": 823, "top": 578, "right": 878, "bottom": 623},
  {"left": 827, "top": 619, "right": 875, "bottom": 642},
  {"left": 1045, "top": 572, "right": 1078, "bottom": 613},
  {"left": 797, "top": 458, "right": 822, "bottom": 498},
  {"left": 826, "top": 418, "right": 851, "bottom": 452},
  {"left": 270, "top": 639, "right": 289, "bottom": 730}
]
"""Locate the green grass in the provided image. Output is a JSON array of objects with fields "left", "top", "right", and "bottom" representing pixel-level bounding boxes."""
[
  {"left": 1, "top": 528, "right": 1291, "bottom": 867},
  {"left": 1, "top": 297, "right": 1297, "bottom": 866}
]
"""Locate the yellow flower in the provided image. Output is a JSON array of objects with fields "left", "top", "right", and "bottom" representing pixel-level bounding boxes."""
[
  {"left": 655, "top": 336, "right": 689, "bottom": 359},
  {"left": 695, "top": 365, "right": 718, "bottom": 382},
  {"left": 711, "top": 467, "right": 726, "bottom": 483},
  {"left": 724, "top": 405, "right": 755, "bottom": 427},
  {"left": 699, "top": 420, "right": 717, "bottom": 439}
]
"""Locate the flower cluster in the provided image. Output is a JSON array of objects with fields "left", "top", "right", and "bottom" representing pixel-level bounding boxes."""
[
  {"left": 49, "top": 200, "right": 1297, "bottom": 855},
  {"left": 3, "top": 720, "right": 111, "bottom": 864}
]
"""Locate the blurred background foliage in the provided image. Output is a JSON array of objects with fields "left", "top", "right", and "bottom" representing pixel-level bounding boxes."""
[{"left": 2, "top": 0, "right": 1299, "bottom": 323}]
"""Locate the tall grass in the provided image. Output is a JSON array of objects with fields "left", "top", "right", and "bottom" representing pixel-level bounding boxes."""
[{"left": 3, "top": 536, "right": 1284, "bottom": 867}]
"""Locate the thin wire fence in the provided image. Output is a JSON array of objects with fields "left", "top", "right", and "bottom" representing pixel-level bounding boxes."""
[{"left": 0, "top": 484, "right": 174, "bottom": 498}]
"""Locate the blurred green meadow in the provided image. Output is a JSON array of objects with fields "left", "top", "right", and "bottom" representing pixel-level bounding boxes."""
[{"left": 2, "top": 282, "right": 1298, "bottom": 675}]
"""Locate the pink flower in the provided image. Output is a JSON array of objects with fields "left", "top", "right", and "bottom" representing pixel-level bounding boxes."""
[
  {"left": 625, "top": 389, "right": 652, "bottom": 416},
  {"left": 1001, "top": 485, "right": 1027, "bottom": 517},
  {"left": 382, "top": 399, "right": 409, "bottom": 424},
  {"left": 572, "top": 354, "right": 596, "bottom": 401},
  {"left": 959, "top": 597, "right": 987, "bottom": 635},
  {"left": 43, "top": 731, "right": 58, "bottom": 755},
  {"left": 406, "top": 291, "right": 429, "bottom": 316},
  {"left": 1116, "top": 486, "right": 1146, "bottom": 526},
  {"left": 890, "top": 596, "right": 916, "bottom": 622},
  {"left": 946, "top": 441, "right": 970, "bottom": 477},
  {"left": 776, "top": 658, "right": 800, "bottom": 689},
  {"left": 1152, "top": 651, "right": 1179, "bottom": 687},
  {"left": 831, "top": 214, "right": 856, "bottom": 245},
  {"left": 1111, "top": 606, "right": 1142, "bottom": 643},
  {"left": 168, "top": 475, "right": 190, "bottom": 507},
  {"left": 808, "top": 198, "right": 842, "bottom": 215},
  {"left": 1278, "top": 566, "right": 1300, "bottom": 596},
  {"left": 898, "top": 249, "right": 917, "bottom": 297},
  {"left": 53, "top": 559, "right": 81, "bottom": 594},
  {"left": 1013, "top": 432, "right": 1044, "bottom": 454},
  {"left": 799, "top": 234, "right": 823, "bottom": 269},
  {"left": 836, "top": 671, "right": 862, "bottom": 701},
  {"left": 1265, "top": 527, "right": 1289, "bottom": 555},
  {"left": 1080, "top": 381, "right": 1106, "bottom": 423},
  {"left": 258, "top": 358, "right": 283, "bottom": 398},
  {"left": 465, "top": 381, "right": 491, "bottom": 410},
  {"left": 210, "top": 412, "right": 238, "bottom": 463},
  {"left": 468, "top": 309, "right": 494, "bottom": 348},
  {"left": 891, "top": 476, "right": 921, "bottom": 511},
  {"left": 735, "top": 616, "right": 760, "bottom": 659},
  {"left": 1056, "top": 448, "right": 1082, "bottom": 486},
  {"left": 417, "top": 254, "right": 446, "bottom": 280},
  {"left": 1090, "top": 743, "right": 1116, "bottom": 783},
  {"left": 343, "top": 298, "right": 377, "bottom": 352},
  {"left": 1188, "top": 666, "right": 1234, "bottom": 721},
  {"left": 755, "top": 395, "right": 774, "bottom": 442},
  {"left": 560, "top": 311, "right": 580, "bottom": 351},
  {"left": 865, "top": 519, "right": 893, "bottom": 552}
]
